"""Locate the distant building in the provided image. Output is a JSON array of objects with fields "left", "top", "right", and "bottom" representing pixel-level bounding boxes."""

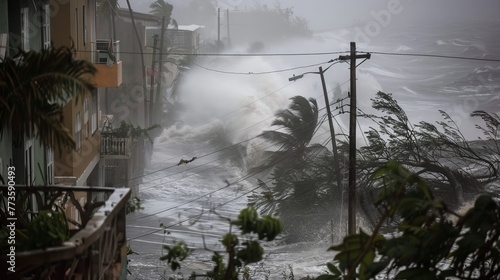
[{"left": 146, "top": 24, "right": 203, "bottom": 54}]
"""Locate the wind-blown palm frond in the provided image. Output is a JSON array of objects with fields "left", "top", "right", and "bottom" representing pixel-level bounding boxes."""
[
  {"left": 250, "top": 95, "right": 329, "bottom": 189},
  {"left": 149, "top": 0, "right": 173, "bottom": 21},
  {"left": 96, "top": 0, "right": 119, "bottom": 18},
  {"left": 259, "top": 96, "right": 320, "bottom": 155},
  {"left": 0, "top": 46, "right": 96, "bottom": 152}
]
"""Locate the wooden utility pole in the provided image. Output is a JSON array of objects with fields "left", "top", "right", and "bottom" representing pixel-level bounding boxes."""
[
  {"left": 226, "top": 9, "right": 231, "bottom": 47},
  {"left": 339, "top": 42, "right": 370, "bottom": 235},
  {"left": 149, "top": 34, "right": 159, "bottom": 127},
  {"left": 319, "top": 66, "right": 343, "bottom": 203},
  {"left": 125, "top": 0, "right": 147, "bottom": 127},
  {"left": 154, "top": 16, "right": 166, "bottom": 125},
  {"left": 217, "top": 8, "right": 221, "bottom": 47}
]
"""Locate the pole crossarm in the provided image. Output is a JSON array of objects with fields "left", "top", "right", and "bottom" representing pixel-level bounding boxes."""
[{"left": 338, "top": 53, "right": 371, "bottom": 62}]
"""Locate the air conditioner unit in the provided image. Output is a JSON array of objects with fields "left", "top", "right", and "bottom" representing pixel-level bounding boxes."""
[{"left": 97, "top": 50, "right": 108, "bottom": 63}]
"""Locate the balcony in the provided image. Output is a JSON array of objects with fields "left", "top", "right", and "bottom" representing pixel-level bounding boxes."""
[
  {"left": 0, "top": 185, "right": 131, "bottom": 280},
  {"left": 101, "top": 132, "right": 131, "bottom": 159},
  {"left": 91, "top": 40, "right": 123, "bottom": 88}
]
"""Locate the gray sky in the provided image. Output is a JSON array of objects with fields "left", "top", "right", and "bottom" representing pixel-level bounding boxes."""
[{"left": 120, "top": 0, "right": 500, "bottom": 31}]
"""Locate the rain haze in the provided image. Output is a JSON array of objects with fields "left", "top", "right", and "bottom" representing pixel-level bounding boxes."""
[{"left": 120, "top": 0, "right": 500, "bottom": 278}]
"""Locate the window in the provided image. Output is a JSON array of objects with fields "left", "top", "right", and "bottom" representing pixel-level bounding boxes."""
[
  {"left": 75, "top": 8, "right": 78, "bottom": 47},
  {"left": 0, "top": 157, "right": 3, "bottom": 183},
  {"left": 25, "top": 139, "right": 34, "bottom": 185},
  {"left": 84, "top": 98, "right": 89, "bottom": 138},
  {"left": 0, "top": 33, "right": 7, "bottom": 59},
  {"left": 82, "top": 5, "right": 87, "bottom": 46},
  {"left": 75, "top": 112, "right": 81, "bottom": 150},
  {"left": 42, "top": 4, "right": 51, "bottom": 49},
  {"left": 91, "top": 92, "right": 97, "bottom": 134},
  {"left": 21, "top": 7, "right": 29, "bottom": 51},
  {"left": 46, "top": 148, "right": 53, "bottom": 185}
]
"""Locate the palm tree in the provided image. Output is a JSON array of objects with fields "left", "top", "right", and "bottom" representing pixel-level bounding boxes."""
[
  {"left": 149, "top": 0, "right": 178, "bottom": 29},
  {"left": 249, "top": 96, "right": 336, "bottom": 242},
  {"left": 96, "top": 0, "right": 119, "bottom": 41},
  {"left": 124, "top": 0, "right": 148, "bottom": 119},
  {"left": 0, "top": 46, "right": 96, "bottom": 152},
  {"left": 255, "top": 96, "right": 329, "bottom": 175}
]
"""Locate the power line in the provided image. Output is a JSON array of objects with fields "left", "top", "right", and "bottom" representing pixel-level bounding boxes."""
[
  {"left": 360, "top": 51, "right": 500, "bottom": 62},
  {"left": 74, "top": 47, "right": 500, "bottom": 61},
  {"left": 132, "top": 109, "right": 329, "bottom": 195},
  {"left": 123, "top": 75, "right": 344, "bottom": 186},
  {"left": 126, "top": 86, "right": 347, "bottom": 187},
  {"left": 122, "top": 82, "right": 295, "bottom": 183},
  {"left": 133, "top": 90, "right": 348, "bottom": 192},
  {"left": 128, "top": 109, "right": 333, "bottom": 225},
  {"left": 75, "top": 49, "right": 349, "bottom": 57},
  {"left": 126, "top": 99, "right": 354, "bottom": 231},
  {"left": 127, "top": 129, "right": 335, "bottom": 240},
  {"left": 191, "top": 59, "right": 335, "bottom": 75}
]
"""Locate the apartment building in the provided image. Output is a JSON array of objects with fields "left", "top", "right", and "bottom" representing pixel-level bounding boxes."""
[
  {"left": 0, "top": 0, "right": 54, "bottom": 186},
  {"left": 49, "top": 0, "right": 123, "bottom": 186}
]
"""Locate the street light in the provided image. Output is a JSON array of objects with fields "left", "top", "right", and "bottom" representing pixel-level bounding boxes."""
[{"left": 289, "top": 62, "right": 344, "bottom": 227}]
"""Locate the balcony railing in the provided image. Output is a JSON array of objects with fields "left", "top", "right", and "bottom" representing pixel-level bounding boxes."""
[
  {"left": 101, "top": 132, "right": 131, "bottom": 159},
  {"left": 0, "top": 185, "right": 131, "bottom": 280}
]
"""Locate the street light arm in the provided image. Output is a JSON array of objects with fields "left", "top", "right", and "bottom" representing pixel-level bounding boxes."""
[
  {"left": 288, "top": 59, "right": 340, "bottom": 81},
  {"left": 288, "top": 74, "right": 304, "bottom": 82}
]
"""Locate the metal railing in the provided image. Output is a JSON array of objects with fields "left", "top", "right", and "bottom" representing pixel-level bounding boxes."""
[
  {"left": 101, "top": 132, "right": 131, "bottom": 157},
  {"left": 0, "top": 185, "right": 131, "bottom": 280},
  {"left": 92, "top": 39, "right": 120, "bottom": 64}
]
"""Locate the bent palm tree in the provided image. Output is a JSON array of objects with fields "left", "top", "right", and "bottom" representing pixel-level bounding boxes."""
[
  {"left": 149, "top": 0, "right": 178, "bottom": 29},
  {"left": 249, "top": 96, "right": 333, "bottom": 241},
  {"left": 249, "top": 96, "right": 330, "bottom": 209},
  {"left": 255, "top": 95, "right": 328, "bottom": 174},
  {"left": 0, "top": 46, "right": 96, "bottom": 152}
]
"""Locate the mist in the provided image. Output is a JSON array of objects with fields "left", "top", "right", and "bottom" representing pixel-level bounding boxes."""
[{"left": 120, "top": 0, "right": 500, "bottom": 29}]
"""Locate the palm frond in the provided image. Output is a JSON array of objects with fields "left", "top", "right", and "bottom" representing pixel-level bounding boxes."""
[{"left": 0, "top": 46, "right": 96, "bottom": 152}]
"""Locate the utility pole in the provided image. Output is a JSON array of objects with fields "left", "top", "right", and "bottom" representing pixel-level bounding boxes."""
[
  {"left": 339, "top": 42, "right": 370, "bottom": 235},
  {"left": 226, "top": 9, "right": 231, "bottom": 47},
  {"left": 319, "top": 66, "right": 343, "bottom": 204},
  {"left": 149, "top": 34, "right": 158, "bottom": 127},
  {"left": 217, "top": 8, "right": 221, "bottom": 48},
  {"left": 154, "top": 16, "right": 166, "bottom": 125}
]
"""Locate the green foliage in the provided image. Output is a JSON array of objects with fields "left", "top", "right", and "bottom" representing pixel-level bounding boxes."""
[
  {"left": 106, "top": 120, "right": 160, "bottom": 143},
  {"left": 126, "top": 196, "right": 144, "bottom": 214},
  {"left": 318, "top": 161, "right": 500, "bottom": 280},
  {"left": 0, "top": 46, "right": 96, "bottom": 152},
  {"left": 19, "top": 211, "right": 69, "bottom": 251},
  {"left": 356, "top": 91, "right": 499, "bottom": 227},
  {"left": 160, "top": 241, "right": 191, "bottom": 271},
  {"left": 160, "top": 206, "right": 282, "bottom": 279}
]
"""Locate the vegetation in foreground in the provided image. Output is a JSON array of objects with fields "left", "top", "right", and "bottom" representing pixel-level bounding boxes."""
[{"left": 159, "top": 162, "right": 500, "bottom": 279}]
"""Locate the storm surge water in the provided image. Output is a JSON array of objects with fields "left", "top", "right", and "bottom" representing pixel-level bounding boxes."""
[{"left": 126, "top": 19, "right": 500, "bottom": 279}]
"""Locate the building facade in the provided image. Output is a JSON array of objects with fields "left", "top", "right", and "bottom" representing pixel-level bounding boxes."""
[{"left": 49, "top": 0, "right": 122, "bottom": 186}]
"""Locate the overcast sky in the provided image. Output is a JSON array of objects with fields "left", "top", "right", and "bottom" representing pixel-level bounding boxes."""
[{"left": 119, "top": 0, "right": 500, "bottom": 31}]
